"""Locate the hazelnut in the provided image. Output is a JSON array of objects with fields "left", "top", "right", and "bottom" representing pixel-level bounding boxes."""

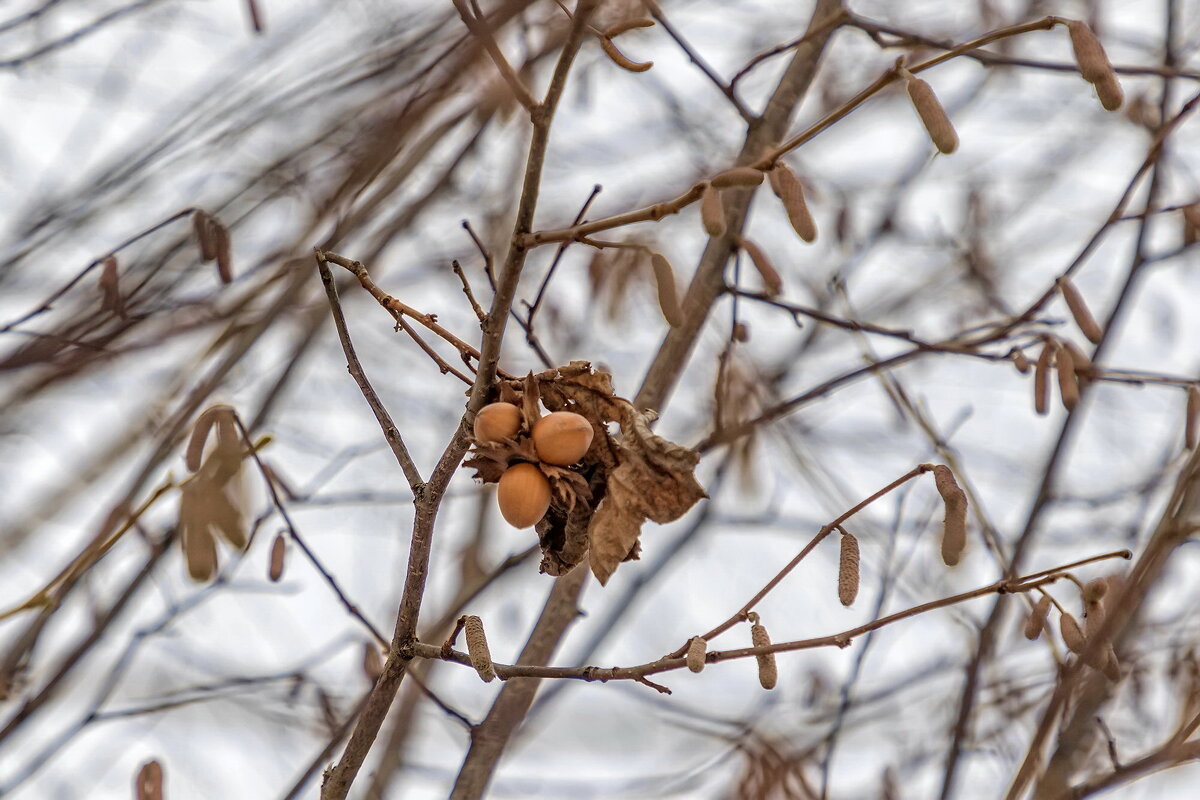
[
  {"left": 473, "top": 402, "right": 521, "bottom": 444},
  {"left": 496, "top": 463, "right": 551, "bottom": 528},
  {"left": 532, "top": 411, "right": 594, "bottom": 466}
]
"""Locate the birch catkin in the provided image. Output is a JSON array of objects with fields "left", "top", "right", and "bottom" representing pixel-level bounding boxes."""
[
  {"left": 1058, "top": 278, "right": 1103, "bottom": 343},
  {"left": 136, "top": 759, "right": 164, "bottom": 800},
  {"left": 1024, "top": 594, "right": 1052, "bottom": 641},
  {"left": 686, "top": 636, "right": 707, "bottom": 673},
  {"left": 905, "top": 76, "right": 958, "bottom": 154},
  {"left": 1060, "top": 613, "right": 1085, "bottom": 654},
  {"left": 751, "top": 622, "right": 777, "bottom": 690},
  {"left": 649, "top": 252, "right": 683, "bottom": 328},
  {"left": 1067, "top": 21, "right": 1123, "bottom": 111},
  {"left": 193, "top": 210, "right": 216, "bottom": 261},
  {"left": 739, "top": 237, "right": 783, "bottom": 297},
  {"left": 769, "top": 163, "right": 817, "bottom": 243},
  {"left": 268, "top": 533, "right": 286, "bottom": 582},
  {"left": 1055, "top": 341, "right": 1080, "bottom": 411},
  {"left": 600, "top": 37, "right": 652, "bottom": 72},
  {"left": 1063, "top": 340, "right": 1092, "bottom": 389},
  {"left": 838, "top": 532, "right": 860, "bottom": 606},
  {"left": 700, "top": 183, "right": 726, "bottom": 237},
  {"left": 1186, "top": 386, "right": 1200, "bottom": 450},
  {"left": 932, "top": 465, "right": 968, "bottom": 566},
  {"left": 211, "top": 220, "right": 233, "bottom": 284},
  {"left": 1033, "top": 339, "right": 1054, "bottom": 416},
  {"left": 711, "top": 166, "right": 765, "bottom": 189},
  {"left": 464, "top": 615, "right": 496, "bottom": 682}
]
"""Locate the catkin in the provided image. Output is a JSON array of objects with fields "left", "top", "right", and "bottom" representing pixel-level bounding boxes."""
[
  {"left": 1055, "top": 341, "right": 1080, "bottom": 411},
  {"left": 768, "top": 163, "right": 817, "bottom": 243},
  {"left": 1082, "top": 578, "right": 1109, "bottom": 604},
  {"left": 686, "top": 636, "right": 707, "bottom": 673},
  {"left": 1094, "top": 73, "right": 1124, "bottom": 112},
  {"left": 1063, "top": 340, "right": 1092, "bottom": 389},
  {"left": 464, "top": 615, "right": 496, "bottom": 682},
  {"left": 185, "top": 405, "right": 225, "bottom": 472},
  {"left": 838, "top": 533, "right": 860, "bottom": 606},
  {"left": 905, "top": 76, "right": 958, "bottom": 154},
  {"left": 649, "top": 252, "right": 683, "bottom": 328},
  {"left": 1186, "top": 386, "right": 1200, "bottom": 449},
  {"left": 1012, "top": 350, "right": 1031, "bottom": 374},
  {"left": 193, "top": 210, "right": 216, "bottom": 261},
  {"left": 1067, "top": 21, "right": 1116, "bottom": 85},
  {"left": 362, "top": 641, "right": 384, "bottom": 681},
  {"left": 751, "top": 623, "right": 777, "bottom": 690},
  {"left": 1058, "top": 278, "right": 1103, "bottom": 343},
  {"left": 932, "top": 465, "right": 968, "bottom": 566},
  {"left": 211, "top": 220, "right": 233, "bottom": 284},
  {"left": 98, "top": 256, "right": 122, "bottom": 315},
  {"left": 700, "top": 183, "right": 726, "bottom": 237},
  {"left": 136, "top": 759, "right": 164, "bottom": 800},
  {"left": 600, "top": 37, "right": 652, "bottom": 72},
  {"left": 1060, "top": 612, "right": 1086, "bottom": 654},
  {"left": 711, "top": 166, "right": 765, "bottom": 189},
  {"left": 1033, "top": 339, "right": 1054, "bottom": 416},
  {"left": 268, "top": 533, "right": 286, "bottom": 582},
  {"left": 739, "top": 237, "right": 783, "bottom": 297},
  {"left": 603, "top": 17, "right": 654, "bottom": 37},
  {"left": 1024, "top": 595, "right": 1052, "bottom": 641},
  {"left": 1084, "top": 598, "right": 1107, "bottom": 639},
  {"left": 1101, "top": 646, "right": 1121, "bottom": 681}
]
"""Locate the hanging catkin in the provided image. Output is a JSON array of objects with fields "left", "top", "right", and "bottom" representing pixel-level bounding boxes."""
[
  {"left": 649, "top": 252, "right": 683, "bottom": 327},
  {"left": 932, "top": 465, "right": 968, "bottom": 566},
  {"left": 1033, "top": 339, "right": 1054, "bottom": 416},
  {"left": 1024, "top": 594, "right": 1052, "bottom": 641},
  {"left": 1056, "top": 341, "right": 1080, "bottom": 411},
  {"left": 1060, "top": 613, "right": 1086, "bottom": 654},
  {"left": 686, "top": 636, "right": 707, "bottom": 673},
  {"left": 711, "top": 166, "right": 765, "bottom": 188},
  {"left": 1058, "top": 278, "right": 1103, "bottom": 343},
  {"left": 768, "top": 163, "right": 817, "bottom": 243},
  {"left": 268, "top": 533, "right": 286, "bottom": 582},
  {"left": 464, "top": 615, "right": 496, "bottom": 682},
  {"left": 738, "top": 237, "right": 783, "bottom": 296},
  {"left": 700, "top": 183, "right": 726, "bottom": 237},
  {"left": 751, "top": 622, "right": 777, "bottom": 690},
  {"left": 838, "top": 532, "right": 860, "bottom": 606},
  {"left": 905, "top": 75, "right": 958, "bottom": 154}
]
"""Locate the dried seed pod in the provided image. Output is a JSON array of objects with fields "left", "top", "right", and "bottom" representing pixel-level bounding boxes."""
[
  {"left": 1082, "top": 578, "right": 1109, "bottom": 605},
  {"left": 600, "top": 37, "right": 652, "bottom": 72},
  {"left": 496, "top": 463, "right": 552, "bottom": 528},
  {"left": 532, "top": 411, "right": 594, "bottom": 465},
  {"left": 1067, "top": 20, "right": 1116, "bottom": 85},
  {"left": 905, "top": 76, "right": 958, "bottom": 154},
  {"left": 1033, "top": 339, "right": 1054, "bottom": 416},
  {"left": 686, "top": 636, "right": 707, "bottom": 673},
  {"left": 473, "top": 402, "right": 522, "bottom": 444},
  {"left": 1056, "top": 342, "right": 1080, "bottom": 411},
  {"left": 135, "top": 759, "right": 164, "bottom": 800},
  {"left": 98, "top": 256, "right": 122, "bottom": 315},
  {"left": 739, "top": 237, "right": 783, "bottom": 297},
  {"left": 1012, "top": 350, "right": 1031, "bottom": 374},
  {"left": 362, "top": 641, "right": 384, "bottom": 681},
  {"left": 1186, "top": 386, "right": 1200, "bottom": 450},
  {"left": 649, "top": 252, "right": 683, "bottom": 328},
  {"left": 193, "top": 210, "right": 216, "bottom": 261},
  {"left": 751, "top": 622, "right": 777, "bottom": 690},
  {"left": 768, "top": 163, "right": 817, "bottom": 243},
  {"left": 210, "top": 219, "right": 233, "bottom": 284},
  {"left": 838, "top": 532, "right": 860, "bottom": 607},
  {"left": 932, "top": 465, "right": 968, "bottom": 566},
  {"left": 603, "top": 17, "right": 654, "bottom": 37},
  {"left": 1094, "top": 73, "right": 1124, "bottom": 112},
  {"left": 1060, "top": 612, "right": 1086, "bottom": 654},
  {"left": 1024, "top": 594, "right": 1052, "bottom": 641},
  {"left": 464, "top": 615, "right": 496, "bottom": 682},
  {"left": 700, "top": 183, "right": 726, "bottom": 237},
  {"left": 268, "top": 533, "right": 286, "bottom": 582},
  {"left": 1058, "top": 278, "right": 1103, "bottom": 343},
  {"left": 711, "top": 166, "right": 765, "bottom": 189}
]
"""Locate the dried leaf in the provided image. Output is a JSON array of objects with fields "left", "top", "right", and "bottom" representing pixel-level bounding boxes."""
[
  {"left": 521, "top": 372, "right": 542, "bottom": 431},
  {"left": 588, "top": 409, "right": 706, "bottom": 585}
]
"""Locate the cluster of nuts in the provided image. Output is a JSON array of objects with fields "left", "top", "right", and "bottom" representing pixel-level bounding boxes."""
[{"left": 473, "top": 402, "right": 594, "bottom": 528}]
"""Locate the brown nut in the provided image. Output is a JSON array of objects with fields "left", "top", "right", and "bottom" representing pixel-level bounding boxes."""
[
  {"left": 496, "top": 463, "right": 552, "bottom": 528},
  {"left": 532, "top": 411, "right": 594, "bottom": 466},
  {"left": 473, "top": 402, "right": 521, "bottom": 444}
]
